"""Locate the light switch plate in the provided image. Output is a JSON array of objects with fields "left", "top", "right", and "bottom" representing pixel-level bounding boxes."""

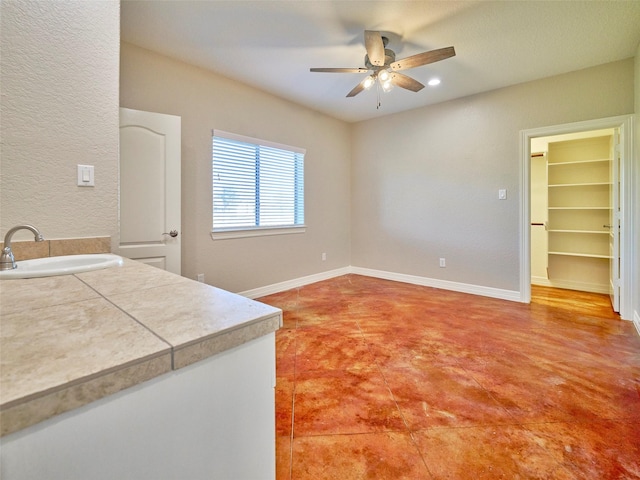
[
  {"left": 498, "top": 188, "right": 507, "bottom": 200},
  {"left": 77, "top": 165, "right": 95, "bottom": 187}
]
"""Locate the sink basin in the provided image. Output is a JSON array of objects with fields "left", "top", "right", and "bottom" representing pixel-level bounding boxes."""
[{"left": 0, "top": 254, "right": 124, "bottom": 279}]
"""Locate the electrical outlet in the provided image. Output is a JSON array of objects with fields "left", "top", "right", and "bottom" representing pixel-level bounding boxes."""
[
  {"left": 321, "top": 252, "right": 327, "bottom": 261},
  {"left": 439, "top": 258, "right": 446, "bottom": 268},
  {"left": 196, "top": 273, "right": 204, "bottom": 283}
]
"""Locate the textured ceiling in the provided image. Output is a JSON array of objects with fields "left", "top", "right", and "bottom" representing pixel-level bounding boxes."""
[{"left": 121, "top": 1, "right": 640, "bottom": 123}]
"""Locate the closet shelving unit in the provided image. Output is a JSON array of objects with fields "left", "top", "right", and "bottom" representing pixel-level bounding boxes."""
[
  {"left": 547, "top": 159, "right": 611, "bottom": 258},
  {"left": 545, "top": 136, "right": 612, "bottom": 292}
]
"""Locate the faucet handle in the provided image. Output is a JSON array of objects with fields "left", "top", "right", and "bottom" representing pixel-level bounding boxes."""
[{"left": 0, "top": 248, "right": 16, "bottom": 270}]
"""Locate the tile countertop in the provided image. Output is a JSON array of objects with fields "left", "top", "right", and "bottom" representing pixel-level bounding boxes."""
[{"left": 0, "top": 259, "right": 282, "bottom": 437}]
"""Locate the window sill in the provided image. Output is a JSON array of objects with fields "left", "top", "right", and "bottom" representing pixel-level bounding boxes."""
[{"left": 210, "top": 225, "right": 306, "bottom": 240}]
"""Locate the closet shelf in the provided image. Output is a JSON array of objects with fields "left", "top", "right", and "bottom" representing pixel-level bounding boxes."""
[
  {"left": 547, "top": 229, "right": 609, "bottom": 234},
  {"left": 547, "top": 158, "right": 611, "bottom": 166},
  {"left": 548, "top": 251, "right": 611, "bottom": 259},
  {"left": 548, "top": 206, "right": 610, "bottom": 210},
  {"left": 548, "top": 182, "right": 611, "bottom": 188}
]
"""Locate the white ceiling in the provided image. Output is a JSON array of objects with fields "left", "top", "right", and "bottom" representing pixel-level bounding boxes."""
[{"left": 121, "top": 1, "right": 640, "bottom": 123}]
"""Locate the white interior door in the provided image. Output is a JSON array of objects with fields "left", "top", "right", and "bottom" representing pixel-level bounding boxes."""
[
  {"left": 530, "top": 153, "right": 548, "bottom": 284},
  {"left": 119, "top": 108, "right": 181, "bottom": 274},
  {"left": 608, "top": 128, "right": 620, "bottom": 312}
]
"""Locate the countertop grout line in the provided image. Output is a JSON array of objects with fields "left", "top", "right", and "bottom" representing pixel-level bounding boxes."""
[{"left": 75, "top": 274, "right": 177, "bottom": 369}]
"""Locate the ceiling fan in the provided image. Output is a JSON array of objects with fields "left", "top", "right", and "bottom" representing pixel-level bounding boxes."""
[{"left": 310, "top": 30, "right": 455, "bottom": 98}]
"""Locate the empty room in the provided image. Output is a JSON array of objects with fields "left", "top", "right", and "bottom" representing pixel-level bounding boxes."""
[{"left": 1, "top": 1, "right": 639, "bottom": 479}]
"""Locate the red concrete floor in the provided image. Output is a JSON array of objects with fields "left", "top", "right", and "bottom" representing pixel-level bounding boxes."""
[{"left": 258, "top": 275, "right": 640, "bottom": 479}]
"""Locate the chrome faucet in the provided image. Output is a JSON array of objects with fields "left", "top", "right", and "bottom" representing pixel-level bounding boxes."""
[{"left": 1, "top": 224, "right": 45, "bottom": 270}]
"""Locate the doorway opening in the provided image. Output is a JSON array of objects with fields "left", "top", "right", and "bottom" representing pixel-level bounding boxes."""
[
  {"left": 520, "top": 115, "right": 634, "bottom": 321},
  {"left": 530, "top": 129, "right": 617, "bottom": 308}
]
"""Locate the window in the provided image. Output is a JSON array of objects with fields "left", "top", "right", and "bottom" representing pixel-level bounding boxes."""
[{"left": 212, "top": 130, "right": 305, "bottom": 237}]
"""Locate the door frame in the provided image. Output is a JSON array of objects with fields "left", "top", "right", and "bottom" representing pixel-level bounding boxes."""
[{"left": 519, "top": 114, "right": 635, "bottom": 320}]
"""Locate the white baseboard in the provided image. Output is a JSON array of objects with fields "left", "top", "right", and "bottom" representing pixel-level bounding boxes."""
[
  {"left": 350, "top": 267, "right": 522, "bottom": 302},
  {"left": 242, "top": 266, "right": 520, "bottom": 302},
  {"left": 241, "top": 266, "right": 521, "bottom": 303},
  {"left": 242, "top": 266, "right": 632, "bottom": 305},
  {"left": 531, "top": 276, "right": 552, "bottom": 287},
  {"left": 541, "top": 279, "right": 609, "bottom": 295},
  {"left": 633, "top": 311, "right": 640, "bottom": 337},
  {"left": 239, "top": 267, "right": 351, "bottom": 299}
]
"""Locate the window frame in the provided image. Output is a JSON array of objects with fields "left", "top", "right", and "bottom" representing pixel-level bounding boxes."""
[{"left": 211, "top": 129, "right": 306, "bottom": 240}]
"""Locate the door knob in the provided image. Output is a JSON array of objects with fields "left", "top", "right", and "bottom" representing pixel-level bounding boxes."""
[{"left": 162, "top": 230, "right": 179, "bottom": 238}]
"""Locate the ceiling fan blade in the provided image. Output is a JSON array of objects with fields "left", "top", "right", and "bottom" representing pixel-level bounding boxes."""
[
  {"left": 310, "top": 67, "right": 369, "bottom": 73},
  {"left": 364, "top": 30, "right": 385, "bottom": 66},
  {"left": 390, "top": 72, "right": 425, "bottom": 92},
  {"left": 346, "top": 80, "right": 367, "bottom": 97},
  {"left": 390, "top": 46, "right": 456, "bottom": 71}
]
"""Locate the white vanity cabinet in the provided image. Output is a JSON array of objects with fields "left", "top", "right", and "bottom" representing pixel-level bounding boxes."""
[
  {"left": 0, "top": 260, "right": 280, "bottom": 480},
  {"left": 1, "top": 332, "right": 276, "bottom": 480}
]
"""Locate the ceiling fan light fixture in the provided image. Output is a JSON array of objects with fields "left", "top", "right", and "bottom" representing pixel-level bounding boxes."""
[
  {"left": 310, "top": 30, "right": 456, "bottom": 102},
  {"left": 378, "top": 69, "right": 391, "bottom": 82},
  {"left": 428, "top": 78, "right": 441, "bottom": 86},
  {"left": 363, "top": 75, "right": 375, "bottom": 90}
]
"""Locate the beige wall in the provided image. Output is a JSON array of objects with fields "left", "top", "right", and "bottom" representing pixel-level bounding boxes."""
[
  {"left": 120, "top": 43, "right": 351, "bottom": 292},
  {"left": 351, "top": 59, "right": 635, "bottom": 292},
  {"left": 0, "top": 1, "right": 120, "bottom": 245}
]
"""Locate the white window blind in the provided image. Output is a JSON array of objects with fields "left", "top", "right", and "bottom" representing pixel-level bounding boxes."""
[{"left": 212, "top": 130, "right": 305, "bottom": 233}]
